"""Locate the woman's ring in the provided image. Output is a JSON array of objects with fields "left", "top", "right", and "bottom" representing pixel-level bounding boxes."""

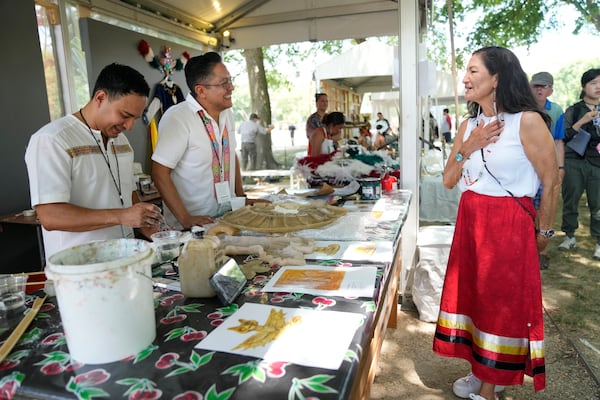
[{"left": 485, "top": 135, "right": 490, "bottom": 140}]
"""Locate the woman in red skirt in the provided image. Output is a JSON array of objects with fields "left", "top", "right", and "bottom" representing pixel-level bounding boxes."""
[{"left": 433, "top": 46, "right": 560, "bottom": 400}]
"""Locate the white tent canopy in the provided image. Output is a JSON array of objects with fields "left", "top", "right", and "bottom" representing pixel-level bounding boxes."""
[
  {"left": 316, "top": 40, "right": 464, "bottom": 132},
  {"left": 315, "top": 40, "right": 397, "bottom": 94},
  {"left": 83, "top": 0, "right": 404, "bottom": 49},
  {"left": 315, "top": 40, "right": 464, "bottom": 100}
]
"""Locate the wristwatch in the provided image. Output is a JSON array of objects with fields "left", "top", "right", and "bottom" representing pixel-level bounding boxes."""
[
  {"left": 537, "top": 229, "right": 555, "bottom": 238},
  {"left": 455, "top": 151, "right": 465, "bottom": 162}
]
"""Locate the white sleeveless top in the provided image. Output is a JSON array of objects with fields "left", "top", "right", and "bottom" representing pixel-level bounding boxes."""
[
  {"left": 458, "top": 112, "right": 540, "bottom": 197},
  {"left": 321, "top": 137, "right": 334, "bottom": 154}
]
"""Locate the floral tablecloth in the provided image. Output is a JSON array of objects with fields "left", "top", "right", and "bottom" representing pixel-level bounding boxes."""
[
  {"left": 0, "top": 191, "right": 411, "bottom": 400},
  {"left": 1, "top": 263, "right": 384, "bottom": 400}
]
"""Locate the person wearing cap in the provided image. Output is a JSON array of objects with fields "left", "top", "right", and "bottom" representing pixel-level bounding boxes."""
[
  {"left": 559, "top": 68, "right": 600, "bottom": 260},
  {"left": 238, "top": 113, "right": 269, "bottom": 171},
  {"left": 530, "top": 71, "right": 565, "bottom": 268},
  {"left": 308, "top": 111, "right": 345, "bottom": 156}
]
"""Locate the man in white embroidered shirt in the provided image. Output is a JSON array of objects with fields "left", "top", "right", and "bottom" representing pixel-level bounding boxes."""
[{"left": 25, "top": 63, "right": 162, "bottom": 261}]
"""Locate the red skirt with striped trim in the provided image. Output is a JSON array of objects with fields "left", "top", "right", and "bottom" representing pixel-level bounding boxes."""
[{"left": 432, "top": 190, "right": 545, "bottom": 391}]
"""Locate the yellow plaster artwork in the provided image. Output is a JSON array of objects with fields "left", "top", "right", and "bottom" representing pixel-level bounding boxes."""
[
  {"left": 273, "top": 269, "right": 345, "bottom": 290},
  {"left": 314, "top": 243, "right": 340, "bottom": 255},
  {"left": 239, "top": 259, "right": 271, "bottom": 279},
  {"left": 353, "top": 244, "right": 377, "bottom": 256},
  {"left": 228, "top": 308, "right": 302, "bottom": 350}
]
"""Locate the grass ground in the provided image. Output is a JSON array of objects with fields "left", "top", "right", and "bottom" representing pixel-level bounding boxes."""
[{"left": 542, "top": 194, "right": 600, "bottom": 382}]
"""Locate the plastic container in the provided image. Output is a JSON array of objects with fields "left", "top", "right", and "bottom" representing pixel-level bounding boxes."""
[
  {"left": 358, "top": 177, "right": 382, "bottom": 200},
  {"left": 178, "top": 227, "right": 222, "bottom": 298},
  {"left": 381, "top": 174, "right": 398, "bottom": 191},
  {"left": 46, "top": 238, "right": 156, "bottom": 364},
  {"left": 151, "top": 230, "right": 182, "bottom": 262},
  {"left": 0, "top": 274, "right": 28, "bottom": 320}
]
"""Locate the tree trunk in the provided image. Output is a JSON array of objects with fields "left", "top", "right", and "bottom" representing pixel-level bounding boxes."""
[
  {"left": 447, "top": 0, "right": 459, "bottom": 149},
  {"left": 242, "top": 48, "right": 279, "bottom": 169}
]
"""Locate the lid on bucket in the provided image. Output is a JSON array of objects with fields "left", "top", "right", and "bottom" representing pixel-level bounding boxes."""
[{"left": 47, "top": 238, "right": 153, "bottom": 275}]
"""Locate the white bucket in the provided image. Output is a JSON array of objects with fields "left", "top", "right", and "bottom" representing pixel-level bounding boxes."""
[{"left": 46, "top": 239, "right": 156, "bottom": 364}]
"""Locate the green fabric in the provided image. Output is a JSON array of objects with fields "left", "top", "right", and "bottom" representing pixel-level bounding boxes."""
[{"left": 351, "top": 153, "right": 383, "bottom": 166}]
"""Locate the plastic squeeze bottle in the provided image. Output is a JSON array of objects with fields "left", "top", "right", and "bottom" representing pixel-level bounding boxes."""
[{"left": 178, "top": 226, "right": 222, "bottom": 297}]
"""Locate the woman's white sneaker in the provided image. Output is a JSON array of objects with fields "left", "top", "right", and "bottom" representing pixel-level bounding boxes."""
[{"left": 453, "top": 373, "right": 505, "bottom": 398}]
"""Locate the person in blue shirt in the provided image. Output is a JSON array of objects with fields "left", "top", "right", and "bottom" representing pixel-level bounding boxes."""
[{"left": 530, "top": 71, "right": 565, "bottom": 269}]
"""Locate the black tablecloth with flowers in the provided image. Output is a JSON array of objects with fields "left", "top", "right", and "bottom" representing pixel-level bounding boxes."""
[
  {"left": 1, "top": 264, "right": 384, "bottom": 400},
  {"left": 0, "top": 192, "right": 410, "bottom": 400}
]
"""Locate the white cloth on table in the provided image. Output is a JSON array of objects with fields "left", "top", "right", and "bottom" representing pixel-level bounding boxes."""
[{"left": 419, "top": 174, "right": 461, "bottom": 223}]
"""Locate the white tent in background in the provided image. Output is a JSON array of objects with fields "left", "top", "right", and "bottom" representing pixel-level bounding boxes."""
[
  {"left": 315, "top": 40, "right": 465, "bottom": 131},
  {"left": 315, "top": 40, "right": 397, "bottom": 94}
]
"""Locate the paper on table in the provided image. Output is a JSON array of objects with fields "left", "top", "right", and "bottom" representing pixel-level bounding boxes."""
[
  {"left": 195, "top": 303, "right": 364, "bottom": 370},
  {"left": 305, "top": 240, "right": 395, "bottom": 263},
  {"left": 342, "top": 198, "right": 407, "bottom": 221},
  {"left": 261, "top": 265, "right": 377, "bottom": 298}
]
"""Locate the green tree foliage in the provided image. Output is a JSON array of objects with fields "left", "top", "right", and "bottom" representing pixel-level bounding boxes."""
[
  {"left": 432, "top": 0, "right": 599, "bottom": 70},
  {"left": 224, "top": 39, "right": 357, "bottom": 128},
  {"left": 569, "top": 0, "right": 600, "bottom": 33}
]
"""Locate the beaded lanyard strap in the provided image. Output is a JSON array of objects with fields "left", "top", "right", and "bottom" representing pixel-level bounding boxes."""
[{"left": 197, "top": 109, "right": 230, "bottom": 197}]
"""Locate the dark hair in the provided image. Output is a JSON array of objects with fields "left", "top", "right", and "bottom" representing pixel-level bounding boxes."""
[
  {"left": 184, "top": 52, "right": 222, "bottom": 92},
  {"left": 324, "top": 111, "right": 345, "bottom": 126},
  {"left": 92, "top": 63, "right": 150, "bottom": 99},
  {"left": 315, "top": 93, "right": 327, "bottom": 102},
  {"left": 466, "top": 46, "right": 550, "bottom": 126},
  {"left": 443, "top": 108, "right": 449, "bottom": 113},
  {"left": 580, "top": 68, "right": 600, "bottom": 99}
]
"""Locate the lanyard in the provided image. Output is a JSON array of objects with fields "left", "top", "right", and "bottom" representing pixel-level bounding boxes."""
[
  {"left": 197, "top": 109, "right": 230, "bottom": 184},
  {"left": 80, "top": 109, "right": 124, "bottom": 206}
]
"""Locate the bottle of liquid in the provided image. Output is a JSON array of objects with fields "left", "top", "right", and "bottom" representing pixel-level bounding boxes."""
[{"left": 178, "top": 226, "right": 222, "bottom": 298}]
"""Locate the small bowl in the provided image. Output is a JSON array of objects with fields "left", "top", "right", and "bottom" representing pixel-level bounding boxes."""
[
  {"left": 0, "top": 274, "right": 28, "bottom": 319},
  {"left": 151, "top": 230, "right": 183, "bottom": 262},
  {"left": 22, "top": 209, "right": 36, "bottom": 217}
]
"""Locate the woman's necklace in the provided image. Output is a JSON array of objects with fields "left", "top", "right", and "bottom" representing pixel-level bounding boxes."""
[{"left": 79, "top": 109, "right": 124, "bottom": 207}]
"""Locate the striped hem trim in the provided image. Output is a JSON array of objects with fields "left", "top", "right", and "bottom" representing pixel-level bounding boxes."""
[{"left": 437, "top": 311, "right": 533, "bottom": 356}]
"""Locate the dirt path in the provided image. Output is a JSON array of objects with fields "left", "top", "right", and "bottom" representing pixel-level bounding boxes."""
[{"left": 370, "top": 303, "right": 600, "bottom": 399}]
